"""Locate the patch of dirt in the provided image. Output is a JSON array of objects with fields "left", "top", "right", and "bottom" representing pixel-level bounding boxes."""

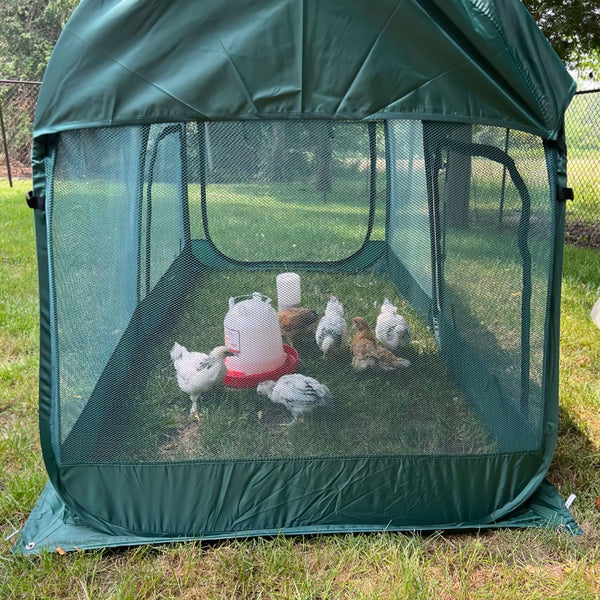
[
  {"left": 257, "top": 403, "right": 291, "bottom": 428},
  {"left": 0, "top": 160, "right": 32, "bottom": 181},
  {"left": 158, "top": 420, "right": 202, "bottom": 460},
  {"left": 565, "top": 219, "right": 600, "bottom": 249}
]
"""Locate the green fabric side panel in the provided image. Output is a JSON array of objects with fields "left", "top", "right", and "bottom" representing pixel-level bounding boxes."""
[
  {"left": 52, "top": 453, "right": 542, "bottom": 538},
  {"left": 483, "top": 143, "right": 566, "bottom": 524},
  {"left": 540, "top": 140, "right": 566, "bottom": 483},
  {"left": 191, "top": 239, "right": 387, "bottom": 273},
  {"left": 12, "top": 478, "right": 579, "bottom": 555},
  {"left": 34, "top": 209, "right": 59, "bottom": 488},
  {"left": 34, "top": 0, "right": 573, "bottom": 139},
  {"left": 385, "top": 248, "right": 433, "bottom": 324},
  {"left": 58, "top": 251, "right": 199, "bottom": 464},
  {"left": 13, "top": 478, "right": 579, "bottom": 555}
]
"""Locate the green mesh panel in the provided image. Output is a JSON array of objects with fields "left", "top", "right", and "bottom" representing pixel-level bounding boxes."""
[
  {"left": 140, "top": 124, "right": 188, "bottom": 299},
  {"left": 190, "top": 120, "right": 386, "bottom": 264},
  {"left": 438, "top": 126, "right": 553, "bottom": 444},
  {"left": 388, "top": 120, "right": 432, "bottom": 298},
  {"left": 49, "top": 127, "right": 144, "bottom": 447},
  {"left": 46, "top": 120, "right": 554, "bottom": 465}
]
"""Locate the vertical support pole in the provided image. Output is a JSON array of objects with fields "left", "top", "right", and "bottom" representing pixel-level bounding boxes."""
[
  {"left": 383, "top": 121, "right": 392, "bottom": 255},
  {"left": 367, "top": 121, "right": 377, "bottom": 240},
  {"left": 498, "top": 129, "right": 510, "bottom": 228},
  {"left": 516, "top": 167, "right": 532, "bottom": 416},
  {"left": 315, "top": 121, "right": 334, "bottom": 202},
  {"left": 198, "top": 122, "right": 210, "bottom": 242},
  {"left": 145, "top": 148, "right": 155, "bottom": 297},
  {"left": 179, "top": 123, "right": 191, "bottom": 248},
  {"left": 444, "top": 123, "right": 472, "bottom": 228},
  {"left": 0, "top": 102, "right": 13, "bottom": 187},
  {"left": 135, "top": 125, "right": 151, "bottom": 304},
  {"left": 422, "top": 122, "right": 444, "bottom": 343}
]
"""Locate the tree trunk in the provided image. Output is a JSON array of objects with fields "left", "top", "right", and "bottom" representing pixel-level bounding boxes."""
[
  {"left": 314, "top": 122, "right": 333, "bottom": 201},
  {"left": 445, "top": 124, "right": 472, "bottom": 228}
]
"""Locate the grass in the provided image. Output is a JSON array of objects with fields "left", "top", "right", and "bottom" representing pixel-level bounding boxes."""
[
  {"left": 189, "top": 176, "right": 388, "bottom": 262},
  {"left": 1, "top": 178, "right": 600, "bottom": 598},
  {"left": 115, "top": 270, "right": 494, "bottom": 463}
]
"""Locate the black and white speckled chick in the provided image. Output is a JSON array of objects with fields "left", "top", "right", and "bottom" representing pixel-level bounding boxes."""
[
  {"left": 257, "top": 374, "right": 332, "bottom": 425},
  {"left": 170, "top": 343, "right": 233, "bottom": 414}
]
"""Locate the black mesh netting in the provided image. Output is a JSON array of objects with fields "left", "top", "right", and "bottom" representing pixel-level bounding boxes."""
[{"left": 47, "top": 120, "right": 554, "bottom": 464}]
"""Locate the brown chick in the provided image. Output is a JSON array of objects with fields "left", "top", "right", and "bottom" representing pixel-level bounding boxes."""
[
  {"left": 279, "top": 307, "right": 319, "bottom": 347},
  {"left": 350, "top": 317, "right": 411, "bottom": 372}
]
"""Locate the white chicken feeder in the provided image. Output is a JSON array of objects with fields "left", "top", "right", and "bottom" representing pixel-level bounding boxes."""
[{"left": 223, "top": 292, "right": 298, "bottom": 387}]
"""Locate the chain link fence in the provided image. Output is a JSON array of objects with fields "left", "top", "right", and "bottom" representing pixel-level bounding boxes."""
[
  {"left": 0, "top": 79, "right": 599, "bottom": 246},
  {"left": 0, "top": 80, "right": 40, "bottom": 185},
  {"left": 564, "top": 90, "right": 600, "bottom": 247}
]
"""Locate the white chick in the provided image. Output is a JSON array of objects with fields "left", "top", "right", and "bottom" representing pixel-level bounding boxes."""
[
  {"left": 315, "top": 296, "right": 347, "bottom": 357},
  {"left": 592, "top": 297, "right": 600, "bottom": 329},
  {"left": 375, "top": 298, "right": 411, "bottom": 351},
  {"left": 257, "top": 374, "right": 331, "bottom": 425},
  {"left": 170, "top": 342, "right": 233, "bottom": 414}
]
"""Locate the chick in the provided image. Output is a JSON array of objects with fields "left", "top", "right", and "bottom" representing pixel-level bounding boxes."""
[
  {"left": 375, "top": 298, "right": 412, "bottom": 351},
  {"left": 315, "top": 296, "right": 347, "bottom": 357},
  {"left": 170, "top": 343, "right": 233, "bottom": 414},
  {"left": 256, "top": 374, "right": 331, "bottom": 425},
  {"left": 350, "top": 317, "right": 411, "bottom": 372},
  {"left": 592, "top": 296, "right": 600, "bottom": 329},
  {"left": 279, "top": 307, "right": 319, "bottom": 347}
]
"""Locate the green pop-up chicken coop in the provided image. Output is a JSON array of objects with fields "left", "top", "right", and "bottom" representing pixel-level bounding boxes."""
[{"left": 17, "top": 0, "right": 579, "bottom": 553}]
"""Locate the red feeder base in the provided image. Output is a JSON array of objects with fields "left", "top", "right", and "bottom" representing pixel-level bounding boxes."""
[{"left": 223, "top": 345, "right": 299, "bottom": 388}]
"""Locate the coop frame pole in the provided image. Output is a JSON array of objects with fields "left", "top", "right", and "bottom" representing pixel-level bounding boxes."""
[
  {"left": 367, "top": 121, "right": 377, "bottom": 242},
  {"left": 135, "top": 125, "right": 151, "bottom": 304},
  {"left": 0, "top": 101, "right": 13, "bottom": 187},
  {"left": 498, "top": 128, "right": 510, "bottom": 228},
  {"left": 422, "top": 122, "right": 445, "bottom": 344}
]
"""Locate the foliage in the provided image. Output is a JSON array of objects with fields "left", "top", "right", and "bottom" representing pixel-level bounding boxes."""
[
  {"left": 0, "top": 0, "right": 78, "bottom": 80},
  {"left": 523, "top": 0, "right": 600, "bottom": 71}
]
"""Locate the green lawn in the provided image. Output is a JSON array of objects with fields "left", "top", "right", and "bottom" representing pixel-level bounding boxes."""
[{"left": 1, "top": 179, "right": 600, "bottom": 599}]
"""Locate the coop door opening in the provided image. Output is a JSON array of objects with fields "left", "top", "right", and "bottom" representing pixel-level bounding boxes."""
[
  {"left": 424, "top": 124, "right": 554, "bottom": 450},
  {"left": 190, "top": 120, "right": 386, "bottom": 263}
]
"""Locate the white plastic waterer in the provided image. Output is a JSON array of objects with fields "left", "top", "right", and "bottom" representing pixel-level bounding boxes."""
[
  {"left": 276, "top": 272, "right": 301, "bottom": 311},
  {"left": 224, "top": 292, "right": 286, "bottom": 376}
]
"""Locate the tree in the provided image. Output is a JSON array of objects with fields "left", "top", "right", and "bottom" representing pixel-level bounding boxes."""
[
  {"left": 0, "top": 0, "right": 78, "bottom": 80},
  {"left": 314, "top": 123, "right": 333, "bottom": 201},
  {"left": 523, "top": 1, "right": 600, "bottom": 71}
]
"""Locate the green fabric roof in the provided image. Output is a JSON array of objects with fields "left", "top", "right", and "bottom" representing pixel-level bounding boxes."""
[{"left": 34, "top": 0, "right": 576, "bottom": 140}]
